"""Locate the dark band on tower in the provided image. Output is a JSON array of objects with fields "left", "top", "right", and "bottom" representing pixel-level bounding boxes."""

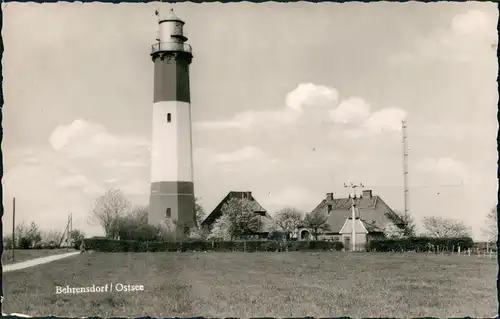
[{"left": 149, "top": 9, "right": 196, "bottom": 234}]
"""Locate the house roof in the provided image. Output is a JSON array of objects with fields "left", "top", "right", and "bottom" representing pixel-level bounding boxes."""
[
  {"left": 339, "top": 218, "right": 368, "bottom": 234},
  {"left": 311, "top": 194, "right": 399, "bottom": 233},
  {"left": 362, "top": 219, "right": 385, "bottom": 233},
  {"left": 338, "top": 217, "right": 385, "bottom": 235},
  {"left": 201, "top": 191, "right": 271, "bottom": 227}
]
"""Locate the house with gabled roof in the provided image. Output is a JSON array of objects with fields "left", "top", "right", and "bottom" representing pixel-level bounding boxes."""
[
  {"left": 201, "top": 191, "right": 273, "bottom": 238},
  {"left": 299, "top": 189, "right": 399, "bottom": 249}
]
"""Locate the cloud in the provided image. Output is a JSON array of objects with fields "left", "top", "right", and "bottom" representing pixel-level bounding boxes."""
[
  {"left": 197, "top": 83, "right": 406, "bottom": 138},
  {"left": 49, "top": 119, "right": 149, "bottom": 161},
  {"left": 285, "top": 83, "right": 339, "bottom": 112},
  {"left": 196, "top": 83, "right": 337, "bottom": 131},
  {"left": 56, "top": 174, "right": 90, "bottom": 188},
  {"left": 262, "top": 186, "right": 318, "bottom": 214},
  {"left": 389, "top": 9, "right": 498, "bottom": 64},
  {"left": 415, "top": 157, "right": 468, "bottom": 175},
  {"left": 414, "top": 157, "right": 471, "bottom": 186},
  {"left": 329, "top": 97, "right": 371, "bottom": 125},
  {"left": 211, "top": 146, "right": 278, "bottom": 164},
  {"left": 329, "top": 99, "right": 407, "bottom": 139},
  {"left": 196, "top": 109, "right": 299, "bottom": 131},
  {"left": 361, "top": 108, "right": 408, "bottom": 134},
  {"left": 3, "top": 119, "right": 154, "bottom": 234}
]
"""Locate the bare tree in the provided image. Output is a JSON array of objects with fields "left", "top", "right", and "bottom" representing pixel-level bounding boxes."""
[
  {"left": 129, "top": 205, "right": 149, "bottom": 224},
  {"left": 15, "top": 221, "right": 42, "bottom": 249},
  {"left": 273, "top": 207, "right": 303, "bottom": 240},
  {"left": 41, "top": 229, "right": 63, "bottom": 248},
  {"left": 422, "top": 216, "right": 471, "bottom": 238},
  {"left": 482, "top": 207, "right": 498, "bottom": 243},
  {"left": 302, "top": 211, "right": 331, "bottom": 240},
  {"left": 385, "top": 210, "right": 417, "bottom": 237},
  {"left": 89, "top": 189, "right": 131, "bottom": 239}
]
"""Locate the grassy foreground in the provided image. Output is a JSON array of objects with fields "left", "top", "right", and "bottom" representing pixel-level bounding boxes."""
[
  {"left": 2, "top": 248, "right": 75, "bottom": 265},
  {"left": 3, "top": 252, "right": 497, "bottom": 317}
]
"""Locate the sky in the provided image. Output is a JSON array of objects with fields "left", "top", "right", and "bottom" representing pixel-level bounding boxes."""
[{"left": 2, "top": 2, "right": 498, "bottom": 239}]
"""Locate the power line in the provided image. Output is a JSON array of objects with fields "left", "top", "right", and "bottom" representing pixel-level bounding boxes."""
[{"left": 362, "top": 182, "right": 464, "bottom": 189}]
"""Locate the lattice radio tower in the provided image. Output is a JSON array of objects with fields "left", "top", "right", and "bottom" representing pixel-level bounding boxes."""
[{"left": 402, "top": 120, "right": 410, "bottom": 216}]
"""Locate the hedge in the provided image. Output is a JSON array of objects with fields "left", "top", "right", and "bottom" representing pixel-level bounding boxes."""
[
  {"left": 365, "top": 236, "right": 474, "bottom": 252},
  {"left": 83, "top": 238, "right": 344, "bottom": 253}
]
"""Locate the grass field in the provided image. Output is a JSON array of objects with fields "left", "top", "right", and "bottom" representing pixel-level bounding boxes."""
[
  {"left": 3, "top": 252, "right": 497, "bottom": 318},
  {"left": 2, "top": 249, "right": 75, "bottom": 265}
]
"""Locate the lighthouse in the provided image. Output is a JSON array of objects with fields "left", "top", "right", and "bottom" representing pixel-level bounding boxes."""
[{"left": 149, "top": 9, "right": 196, "bottom": 235}]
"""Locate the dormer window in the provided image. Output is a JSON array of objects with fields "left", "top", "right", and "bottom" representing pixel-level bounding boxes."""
[{"left": 167, "top": 113, "right": 172, "bottom": 123}]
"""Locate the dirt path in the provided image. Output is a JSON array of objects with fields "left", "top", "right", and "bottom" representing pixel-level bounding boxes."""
[{"left": 3, "top": 251, "right": 81, "bottom": 273}]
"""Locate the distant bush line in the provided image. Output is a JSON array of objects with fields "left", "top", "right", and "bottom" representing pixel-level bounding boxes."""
[
  {"left": 83, "top": 238, "right": 345, "bottom": 252},
  {"left": 366, "top": 237, "right": 475, "bottom": 252}
]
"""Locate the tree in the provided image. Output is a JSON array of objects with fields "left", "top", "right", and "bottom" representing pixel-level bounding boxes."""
[
  {"left": 482, "top": 207, "right": 498, "bottom": 243},
  {"left": 41, "top": 229, "right": 63, "bottom": 248},
  {"left": 212, "top": 198, "right": 263, "bottom": 240},
  {"left": 89, "top": 189, "right": 131, "bottom": 239},
  {"left": 273, "top": 207, "right": 303, "bottom": 240},
  {"left": 207, "top": 214, "right": 232, "bottom": 241},
  {"left": 3, "top": 236, "right": 13, "bottom": 250},
  {"left": 117, "top": 205, "right": 159, "bottom": 241},
  {"left": 15, "top": 221, "right": 42, "bottom": 249},
  {"left": 195, "top": 197, "right": 206, "bottom": 228},
  {"left": 69, "top": 229, "right": 86, "bottom": 250},
  {"left": 302, "top": 211, "right": 331, "bottom": 240},
  {"left": 422, "top": 216, "right": 471, "bottom": 238},
  {"left": 385, "top": 210, "right": 417, "bottom": 238}
]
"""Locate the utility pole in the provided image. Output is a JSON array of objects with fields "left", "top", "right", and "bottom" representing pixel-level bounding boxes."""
[
  {"left": 402, "top": 120, "right": 410, "bottom": 216},
  {"left": 70, "top": 213, "right": 73, "bottom": 248},
  {"left": 12, "top": 197, "right": 16, "bottom": 262},
  {"left": 65, "top": 213, "right": 73, "bottom": 251},
  {"left": 344, "top": 182, "right": 364, "bottom": 252},
  {"left": 66, "top": 214, "right": 69, "bottom": 251}
]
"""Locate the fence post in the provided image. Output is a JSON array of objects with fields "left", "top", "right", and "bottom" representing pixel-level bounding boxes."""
[
  {"left": 244, "top": 240, "right": 247, "bottom": 252},
  {"left": 458, "top": 245, "right": 461, "bottom": 255}
]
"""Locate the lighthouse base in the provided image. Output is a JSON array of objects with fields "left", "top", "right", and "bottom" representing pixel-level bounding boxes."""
[{"left": 148, "top": 181, "right": 196, "bottom": 234}]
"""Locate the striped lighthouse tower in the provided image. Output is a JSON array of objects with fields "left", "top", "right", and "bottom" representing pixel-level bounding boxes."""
[{"left": 149, "top": 9, "right": 196, "bottom": 235}]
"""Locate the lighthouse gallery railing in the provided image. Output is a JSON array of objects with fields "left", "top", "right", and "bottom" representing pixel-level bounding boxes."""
[{"left": 151, "top": 42, "right": 192, "bottom": 54}]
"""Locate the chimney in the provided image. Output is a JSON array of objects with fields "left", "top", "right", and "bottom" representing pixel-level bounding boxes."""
[
  {"left": 326, "top": 193, "right": 334, "bottom": 201},
  {"left": 362, "top": 190, "right": 373, "bottom": 198}
]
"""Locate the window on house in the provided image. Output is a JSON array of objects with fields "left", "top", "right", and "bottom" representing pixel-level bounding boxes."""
[
  {"left": 167, "top": 113, "right": 172, "bottom": 123},
  {"left": 327, "top": 205, "right": 332, "bottom": 213},
  {"left": 166, "top": 208, "right": 171, "bottom": 218}
]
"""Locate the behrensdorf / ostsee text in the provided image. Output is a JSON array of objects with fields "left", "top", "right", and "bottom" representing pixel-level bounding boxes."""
[{"left": 55, "top": 283, "right": 144, "bottom": 294}]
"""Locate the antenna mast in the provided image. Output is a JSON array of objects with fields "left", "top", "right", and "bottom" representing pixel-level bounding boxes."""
[{"left": 402, "top": 120, "right": 410, "bottom": 216}]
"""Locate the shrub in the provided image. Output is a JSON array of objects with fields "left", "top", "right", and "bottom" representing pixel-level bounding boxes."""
[
  {"left": 3, "top": 237, "right": 14, "bottom": 250},
  {"left": 70, "top": 230, "right": 86, "bottom": 250},
  {"left": 365, "top": 236, "right": 474, "bottom": 252},
  {"left": 83, "top": 238, "right": 345, "bottom": 253}
]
